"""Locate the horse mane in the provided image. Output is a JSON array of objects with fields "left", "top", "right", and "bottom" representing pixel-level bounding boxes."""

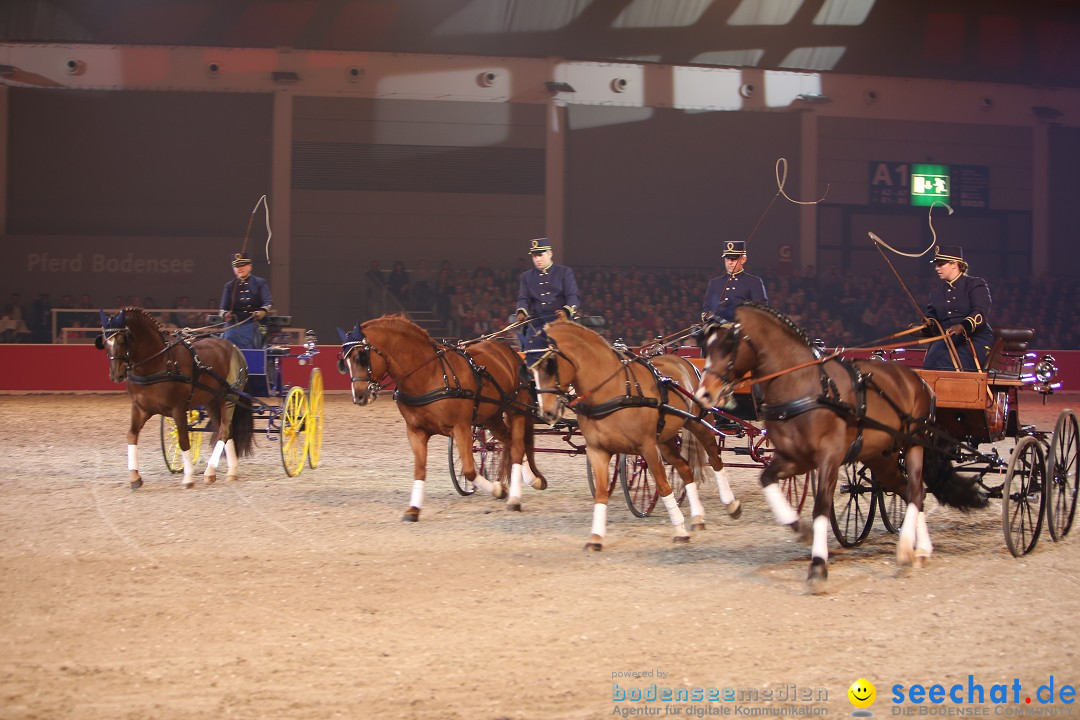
[
  {"left": 738, "top": 302, "right": 813, "bottom": 348},
  {"left": 123, "top": 306, "right": 165, "bottom": 336},
  {"left": 546, "top": 319, "right": 607, "bottom": 345},
  {"left": 364, "top": 314, "right": 431, "bottom": 340}
]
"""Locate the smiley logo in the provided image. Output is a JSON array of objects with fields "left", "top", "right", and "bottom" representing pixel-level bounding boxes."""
[{"left": 848, "top": 678, "right": 876, "bottom": 709}]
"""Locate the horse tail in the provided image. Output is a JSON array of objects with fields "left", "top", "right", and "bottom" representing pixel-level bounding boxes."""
[
  {"left": 229, "top": 399, "right": 257, "bottom": 458},
  {"left": 922, "top": 439, "right": 989, "bottom": 511},
  {"left": 681, "top": 426, "right": 710, "bottom": 487}
]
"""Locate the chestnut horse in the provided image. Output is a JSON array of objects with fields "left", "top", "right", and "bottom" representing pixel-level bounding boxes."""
[
  {"left": 97, "top": 307, "right": 255, "bottom": 489},
  {"left": 338, "top": 316, "right": 545, "bottom": 520},
  {"left": 531, "top": 320, "right": 741, "bottom": 550},
  {"left": 695, "top": 303, "right": 987, "bottom": 592}
]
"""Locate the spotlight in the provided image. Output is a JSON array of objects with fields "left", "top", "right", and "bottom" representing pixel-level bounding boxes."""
[
  {"left": 64, "top": 58, "right": 85, "bottom": 76},
  {"left": 739, "top": 83, "right": 754, "bottom": 98},
  {"left": 346, "top": 66, "right": 363, "bottom": 82},
  {"left": 478, "top": 71, "right": 497, "bottom": 87},
  {"left": 206, "top": 62, "right": 221, "bottom": 78},
  {"left": 611, "top": 78, "right": 628, "bottom": 93}
]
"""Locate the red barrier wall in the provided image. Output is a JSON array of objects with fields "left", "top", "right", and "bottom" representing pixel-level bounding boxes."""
[
  {"left": 0, "top": 345, "right": 352, "bottom": 392},
  {"left": 1, "top": 344, "right": 1077, "bottom": 393}
]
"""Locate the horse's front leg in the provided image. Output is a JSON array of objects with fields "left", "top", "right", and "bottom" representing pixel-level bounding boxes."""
[
  {"left": 805, "top": 462, "right": 841, "bottom": 594},
  {"left": 126, "top": 405, "right": 152, "bottom": 490},
  {"left": 522, "top": 417, "right": 547, "bottom": 491},
  {"left": 584, "top": 446, "right": 615, "bottom": 551},
  {"left": 403, "top": 426, "right": 432, "bottom": 522},
  {"left": 896, "top": 446, "right": 931, "bottom": 568},
  {"left": 647, "top": 443, "right": 689, "bottom": 544},
  {"left": 501, "top": 414, "right": 528, "bottom": 512}
]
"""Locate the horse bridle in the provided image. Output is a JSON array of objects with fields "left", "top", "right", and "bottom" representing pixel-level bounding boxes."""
[
  {"left": 700, "top": 321, "right": 753, "bottom": 395},
  {"left": 529, "top": 346, "right": 575, "bottom": 415},
  {"left": 338, "top": 337, "right": 390, "bottom": 400}
]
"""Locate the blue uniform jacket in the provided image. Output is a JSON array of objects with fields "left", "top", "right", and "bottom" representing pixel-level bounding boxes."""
[
  {"left": 701, "top": 271, "right": 767, "bottom": 322},
  {"left": 516, "top": 263, "right": 580, "bottom": 323},
  {"left": 221, "top": 275, "right": 273, "bottom": 321},
  {"left": 922, "top": 273, "right": 993, "bottom": 371}
]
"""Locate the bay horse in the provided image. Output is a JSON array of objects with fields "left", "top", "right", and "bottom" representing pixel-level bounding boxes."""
[
  {"left": 96, "top": 307, "right": 255, "bottom": 489},
  {"left": 337, "top": 315, "right": 545, "bottom": 520},
  {"left": 695, "top": 303, "right": 987, "bottom": 592},
  {"left": 531, "top": 320, "right": 741, "bottom": 550}
]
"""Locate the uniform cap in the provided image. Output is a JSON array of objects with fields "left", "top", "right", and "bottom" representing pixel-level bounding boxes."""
[
  {"left": 721, "top": 240, "right": 747, "bottom": 258},
  {"left": 932, "top": 245, "right": 964, "bottom": 264},
  {"left": 231, "top": 252, "right": 252, "bottom": 267},
  {"left": 528, "top": 238, "right": 552, "bottom": 254}
]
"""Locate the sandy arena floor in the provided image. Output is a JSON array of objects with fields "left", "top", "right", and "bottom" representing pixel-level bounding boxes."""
[{"left": 1, "top": 391, "right": 1078, "bottom": 719}]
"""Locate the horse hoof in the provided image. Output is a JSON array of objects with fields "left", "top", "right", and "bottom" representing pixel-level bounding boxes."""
[
  {"left": 531, "top": 477, "right": 547, "bottom": 491},
  {"left": 726, "top": 500, "right": 742, "bottom": 520},
  {"left": 584, "top": 542, "right": 603, "bottom": 552},
  {"left": 690, "top": 520, "right": 706, "bottom": 532},
  {"left": 913, "top": 550, "right": 930, "bottom": 569},
  {"left": 204, "top": 473, "right": 216, "bottom": 485},
  {"left": 507, "top": 501, "right": 522, "bottom": 512},
  {"left": 492, "top": 484, "right": 507, "bottom": 500},
  {"left": 672, "top": 535, "right": 691, "bottom": 544},
  {"left": 807, "top": 558, "right": 829, "bottom": 593},
  {"left": 402, "top": 508, "right": 420, "bottom": 522},
  {"left": 225, "top": 474, "right": 239, "bottom": 482},
  {"left": 130, "top": 478, "right": 143, "bottom": 490},
  {"left": 182, "top": 481, "right": 195, "bottom": 489},
  {"left": 790, "top": 519, "right": 812, "bottom": 543}
]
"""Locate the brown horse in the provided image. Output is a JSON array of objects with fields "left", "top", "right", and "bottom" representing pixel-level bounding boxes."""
[
  {"left": 96, "top": 307, "right": 255, "bottom": 489},
  {"left": 531, "top": 320, "right": 741, "bottom": 550},
  {"left": 337, "top": 316, "right": 545, "bottom": 520},
  {"left": 695, "top": 303, "right": 987, "bottom": 592}
]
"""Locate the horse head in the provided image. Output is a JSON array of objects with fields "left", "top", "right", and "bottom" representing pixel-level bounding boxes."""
[
  {"left": 96, "top": 309, "right": 131, "bottom": 383},
  {"left": 694, "top": 316, "right": 750, "bottom": 408},
  {"left": 529, "top": 343, "right": 575, "bottom": 423},
  {"left": 337, "top": 322, "right": 386, "bottom": 406}
]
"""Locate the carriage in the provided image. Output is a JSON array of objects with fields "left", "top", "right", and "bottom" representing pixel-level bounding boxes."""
[
  {"left": 827, "top": 326, "right": 1076, "bottom": 557},
  {"left": 159, "top": 315, "right": 325, "bottom": 478}
]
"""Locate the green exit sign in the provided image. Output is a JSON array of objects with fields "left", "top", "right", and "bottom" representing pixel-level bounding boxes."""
[{"left": 911, "top": 163, "right": 950, "bottom": 206}]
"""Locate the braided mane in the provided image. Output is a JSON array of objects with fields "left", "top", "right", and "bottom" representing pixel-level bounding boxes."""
[
  {"left": 365, "top": 314, "right": 431, "bottom": 340},
  {"left": 123, "top": 307, "right": 165, "bottom": 335},
  {"left": 738, "top": 302, "right": 813, "bottom": 348}
]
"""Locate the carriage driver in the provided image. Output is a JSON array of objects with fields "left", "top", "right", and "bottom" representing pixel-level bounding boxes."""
[
  {"left": 516, "top": 237, "right": 581, "bottom": 364},
  {"left": 701, "top": 240, "right": 768, "bottom": 323},
  {"left": 921, "top": 245, "right": 993, "bottom": 371},
  {"left": 220, "top": 252, "right": 273, "bottom": 349}
]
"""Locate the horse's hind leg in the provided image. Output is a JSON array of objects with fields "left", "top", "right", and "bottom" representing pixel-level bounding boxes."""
[
  {"left": 500, "top": 414, "right": 528, "bottom": 512},
  {"left": 522, "top": 417, "right": 546, "bottom": 490},
  {"left": 647, "top": 442, "right": 690, "bottom": 544},
  {"left": 202, "top": 404, "right": 226, "bottom": 485},
  {"left": 127, "top": 406, "right": 152, "bottom": 489},
  {"left": 689, "top": 422, "right": 741, "bottom": 520},
  {"left": 660, "top": 436, "right": 706, "bottom": 531},
  {"left": 449, "top": 424, "right": 505, "bottom": 502},
  {"left": 167, "top": 408, "right": 198, "bottom": 488}
]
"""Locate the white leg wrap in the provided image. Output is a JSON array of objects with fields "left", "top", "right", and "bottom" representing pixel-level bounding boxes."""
[
  {"left": 812, "top": 515, "right": 830, "bottom": 561},
  {"left": 523, "top": 462, "right": 537, "bottom": 487},
  {"left": 472, "top": 474, "right": 496, "bottom": 495},
  {"left": 763, "top": 483, "right": 799, "bottom": 525},
  {"left": 207, "top": 440, "right": 226, "bottom": 469},
  {"left": 661, "top": 492, "right": 687, "bottom": 531},
  {"left": 127, "top": 444, "right": 139, "bottom": 471},
  {"left": 714, "top": 468, "right": 735, "bottom": 504},
  {"left": 225, "top": 439, "right": 238, "bottom": 472},
  {"left": 685, "top": 482, "right": 705, "bottom": 519},
  {"left": 915, "top": 511, "right": 933, "bottom": 555},
  {"left": 590, "top": 503, "right": 608, "bottom": 538},
  {"left": 409, "top": 480, "right": 425, "bottom": 509},
  {"left": 509, "top": 463, "right": 523, "bottom": 502},
  {"left": 182, "top": 449, "right": 193, "bottom": 477},
  {"left": 900, "top": 503, "right": 919, "bottom": 548}
]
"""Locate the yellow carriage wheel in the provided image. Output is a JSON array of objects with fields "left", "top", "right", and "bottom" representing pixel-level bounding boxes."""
[
  {"left": 306, "top": 367, "right": 324, "bottom": 469},
  {"left": 160, "top": 410, "right": 208, "bottom": 474},
  {"left": 280, "top": 386, "right": 309, "bottom": 477}
]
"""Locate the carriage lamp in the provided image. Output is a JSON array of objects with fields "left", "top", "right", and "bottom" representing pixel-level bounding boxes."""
[
  {"left": 298, "top": 330, "right": 318, "bottom": 365},
  {"left": 1035, "top": 354, "right": 1058, "bottom": 384}
]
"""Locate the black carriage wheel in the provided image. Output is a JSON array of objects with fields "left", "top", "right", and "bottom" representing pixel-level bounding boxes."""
[
  {"left": 1003, "top": 435, "right": 1046, "bottom": 557},
  {"left": 878, "top": 489, "right": 906, "bottom": 534},
  {"left": 830, "top": 461, "right": 877, "bottom": 547},
  {"left": 1046, "top": 409, "right": 1079, "bottom": 541},
  {"left": 620, "top": 453, "right": 685, "bottom": 518},
  {"left": 585, "top": 455, "right": 622, "bottom": 500}
]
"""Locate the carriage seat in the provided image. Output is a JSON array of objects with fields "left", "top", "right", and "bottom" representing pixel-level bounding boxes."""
[{"left": 985, "top": 326, "right": 1034, "bottom": 376}]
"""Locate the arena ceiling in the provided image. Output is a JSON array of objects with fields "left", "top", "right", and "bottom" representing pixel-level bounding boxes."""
[{"left": 2, "top": 0, "right": 1079, "bottom": 88}]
